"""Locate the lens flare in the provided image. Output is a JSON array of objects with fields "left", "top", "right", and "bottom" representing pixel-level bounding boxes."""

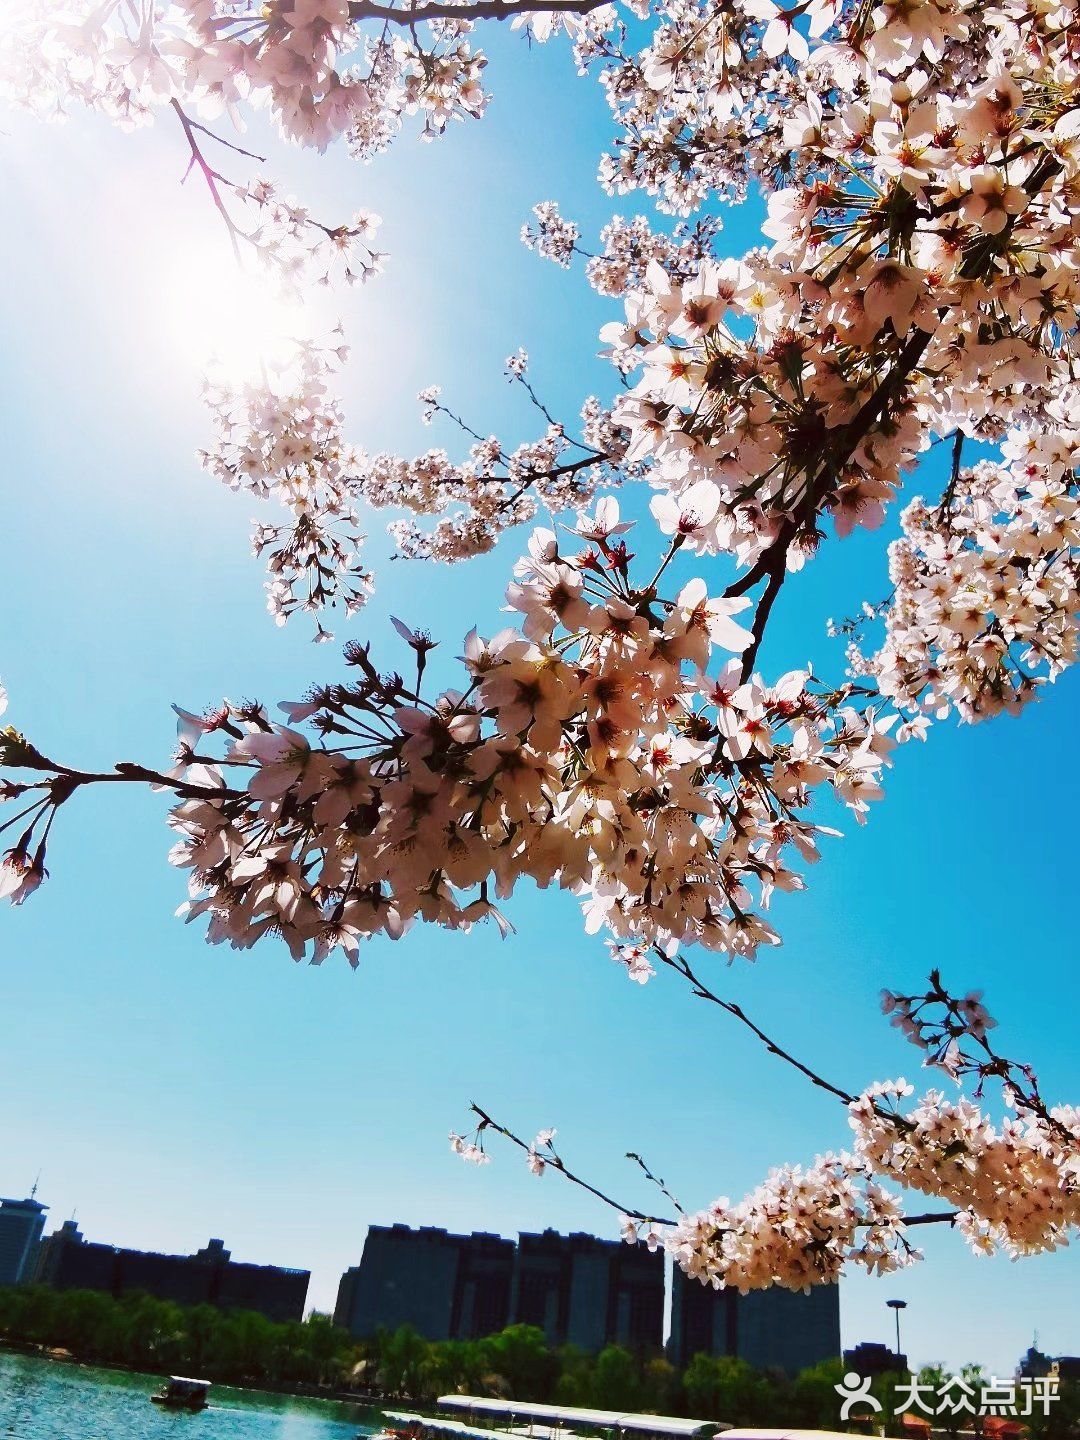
[{"left": 166, "top": 245, "right": 310, "bottom": 382}]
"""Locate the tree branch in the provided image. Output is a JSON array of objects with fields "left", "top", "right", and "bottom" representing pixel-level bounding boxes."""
[
  {"left": 348, "top": 0, "right": 608, "bottom": 22},
  {"left": 469, "top": 1103, "right": 674, "bottom": 1224},
  {"left": 170, "top": 98, "right": 244, "bottom": 262},
  {"left": 658, "top": 949, "right": 859, "bottom": 1105},
  {"left": 469, "top": 1102, "right": 958, "bottom": 1237}
]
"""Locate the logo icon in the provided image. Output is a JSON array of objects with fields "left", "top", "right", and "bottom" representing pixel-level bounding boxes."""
[{"left": 835, "top": 1372, "right": 883, "bottom": 1421}]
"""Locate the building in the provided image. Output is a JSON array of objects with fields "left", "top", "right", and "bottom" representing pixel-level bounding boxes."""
[
  {"left": 34, "top": 1222, "right": 309, "bottom": 1322},
  {"left": 456, "top": 1230, "right": 517, "bottom": 1339},
  {"left": 844, "top": 1341, "right": 908, "bottom": 1377},
  {"left": 1019, "top": 1346, "right": 1080, "bottom": 1382},
  {"left": 511, "top": 1230, "right": 664, "bottom": 1352},
  {"left": 669, "top": 1268, "right": 737, "bottom": 1367},
  {"left": 739, "top": 1286, "right": 841, "bottom": 1373},
  {"left": 336, "top": 1224, "right": 664, "bottom": 1352},
  {"left": 335, "top": 1225, "right": 515, "bottom": 1342},
  {"left": 0, "top": 1194, "right": 48, "bottom": 1287},
  {"left": 669, "top": 1267, "right": 840, "bottom": 1374}
]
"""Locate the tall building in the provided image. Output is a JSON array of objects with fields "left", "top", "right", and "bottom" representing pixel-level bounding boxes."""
[
  {"left": 336, "top": 1224, "right": 663, "bottom": 1352},
  {"left": 843, "top": 1341, "right": 907, "bottom": 1377},
  {"left": 1019, "top": 1346, "right": 1080, "bottom": 1382},
  {"left": 455, "top": 1230, "right": 516, "bottom": 1339},
  {"left": 669, "top": 1268, "right": 840, "bottom": 1375},
  {"left": 512, "top": 1230, "right": 664, "bottom": 1352},
  {"left": 335, "top": 1225, "right": 515, "bottom": 1341},
  {"left": 0, "top": 1194, "right": 48, "bottom": 1287},
  {"left": 669, "top": 1267, "right": 738, "bottom": 1366},
  {"left": 34, "top": 1222, "right": 309, "bottom": 1323}
]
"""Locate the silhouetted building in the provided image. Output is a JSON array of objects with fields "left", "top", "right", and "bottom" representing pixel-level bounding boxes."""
[
  {"left": 1019, "top": 1347, "right": 1080, "bottom": 1382},
  {"left": 34, "top": 1222, "right": 308, "bottom": 1322},
  {"left": 0, "top": 1195, "right": 48, "bottom": 1287},
  {"left": 335, "top": 1225, "right": 514, "bottom": 1342},
  {"left": 456, "top": 1231, "right": 516, "bottom": 1339},
  {"left": 669, "top": 1268, "right": 840, "bottom": 1374},
  {"left": 335, "top": 1225, "right": 663, "bottom": 1352},
  {"left": 843, "top": 1341, "right": 907, "bottom": 1377},
  {"left": 512, "top": 1230, "right": 663, "bottom": 1352},
  {"left": 670, "top": 1270, "right": 738, "bottom": 1367}
]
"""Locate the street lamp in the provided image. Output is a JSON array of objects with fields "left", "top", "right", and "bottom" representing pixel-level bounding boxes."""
[{"left": 887, "top": 1299, "right": 908, "bottom": 1359}]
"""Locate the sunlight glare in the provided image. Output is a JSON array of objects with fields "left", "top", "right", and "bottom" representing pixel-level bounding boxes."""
[{"left": 166, "top": 246, "right": 310, "bottom": 383}]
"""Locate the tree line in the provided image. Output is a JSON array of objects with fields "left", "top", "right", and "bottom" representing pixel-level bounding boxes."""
[
  {"left": 362, "top": 1325, "right": 1079, "bottom": 1438},
  {"left": 1, "top": 1290, "right": 1077, "bottom": 1438},
  {"left": 0, "top": 1284, "right": 351, "bottom": 1388}
]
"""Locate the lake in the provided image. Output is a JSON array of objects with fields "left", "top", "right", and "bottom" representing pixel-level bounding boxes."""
[{"left": 0, "top": 1351, "right": 384, "bottom": 1440}]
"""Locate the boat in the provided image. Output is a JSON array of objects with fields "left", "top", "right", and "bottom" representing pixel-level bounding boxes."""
[
  {"left": 436, "top": 1397, "right": 725, "bottom": 1440},
  {"left": 150, "top": 1376, "right": 212, "bottom": 1412}
]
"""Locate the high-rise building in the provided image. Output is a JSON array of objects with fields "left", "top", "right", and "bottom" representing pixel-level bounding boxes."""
[
  {"left": 455, "top": 1230, "right": 516, "bottom": 1340},
  {"left": 511, "top": 1230, "right": 664, "bottom": 1352},
  {"left": 336, "top": 1224, "right": 663, "bottom": 1352},
  {"left": 669, "top": 1268, "right": 840, "bottom": 1375},
  {"left": 738, "top": 1285, "right": 841, "bottom": 1373},
  {"left": 843, "top": 1341, "right": 907, "bottom": 1377},
  {"left": 1019, "top": 1346, "right": 1080, "bottom": 1382},
  {"left": 0, "top": 1195, "right": 48, "bottom": 1287},
  {"left": 334, "top": 1225, "right": 515, "bottom": 1341},
  {"left": 34, "top": 1222, "right": 309, "bottom": 1322},
  {"left": 669, "top": 1267, "right": 738, "bottom": 1366}
]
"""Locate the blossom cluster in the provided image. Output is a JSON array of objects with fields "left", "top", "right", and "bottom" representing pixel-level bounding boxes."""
[
  {"left": 642, "top": 1157, "right": 912, "bottom": 1293},
  {"left": 866, "top": 454, "right": 1079, "bottom": 725},
  {"left": 1, "top": 0, "right": 492, "bottom": 155},
  {"left": 5, "top": 0, "right": 1080, "bottom": 1303},
  {"left": 199, "top": 336, "right": 375, "bottom": 637},
  {"left": 611, "top": 1075, "right": 1080, "bottom": 1290},
  {"left": 0, "top": 507, "right": 894, "bottom": 962},
  {"left": 522, "top": 202, "right": 721, "bottom": 297},
  {"left": 381, "top": 388, "right": 616, "bottom": 564},
  {"left": 459, "top": 977, "right": 1079, "bottom": 1291},
  {"left": 850, "top": 1081, "right": 1080, "bottom": 1262},
  {"left": 235, "top": 179, "right": 384, "bottom": 292},
  {"left": 200, "top": 341, "right": 627, "bottom": 622}
]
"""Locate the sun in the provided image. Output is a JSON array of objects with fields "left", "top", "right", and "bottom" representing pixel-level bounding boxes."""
[{"left": 165, "top": 243, "right": 312, "bottom": 383}]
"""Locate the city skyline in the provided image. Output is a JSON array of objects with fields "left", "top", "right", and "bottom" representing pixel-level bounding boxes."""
[
  {"left": 1, "top": 27, "right": 1077, "bottom": 1385},
  {"left": 1, "top": 1197, "right": 841, "bottom": 1378},
  {"left": 3, "top": 1175, "right": 1075, "bottom": 1379},
  {"left": 335, "top": 1223, "right": 667, "bottom": 1355}
]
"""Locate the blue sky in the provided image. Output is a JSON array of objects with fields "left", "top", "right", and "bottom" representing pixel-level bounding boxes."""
[{"left": 0, "top": 31, "right": 1077, "bottom": 1381}]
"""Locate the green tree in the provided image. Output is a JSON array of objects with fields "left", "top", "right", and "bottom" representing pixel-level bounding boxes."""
[
  {"left": 788, "top": 1357, "right": 845, "bottom": 1429},
  {"left": 642, "top": 1356, "right": 679, "bottom": 1415},
  {"left": 591, "top": 1346, "right": 642, "bottom": 1411},
  {"left": 683, "top": 1354, "right": 774, "bottom": 1423},
  {"left": 378, "top": 1323, "right": 431, "bottom": 1397},
  {"left": 480, "top": 1324, "right": 556, "bottom": 1400},
  {"left": 552, "top": 1344, "right": 596, "bottom": 1406},
  {"left": 422, "top": 1338, "right": 487, "bottom": 1397}
]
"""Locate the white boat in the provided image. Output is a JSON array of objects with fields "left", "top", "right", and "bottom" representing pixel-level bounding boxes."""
[
  {"left": 369, "top": 1412, "right": 524, "bottom": 1440},
  {"left": 434, "top": 1399, "right": 856, "bottom": 1440},
  {"left": 436, "top": 1397, "right": 725, "bottom": 1440}
]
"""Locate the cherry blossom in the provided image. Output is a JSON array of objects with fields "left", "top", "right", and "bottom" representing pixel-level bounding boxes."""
[
  {"left": 3, "top": 0, "right": 1080, "bottom": 1303},
  {"left": 462, "top": 972, "right": 1078, "bottom": 1291},
  {"left": 0, "top": 509, "right": 893, "bottom": 965}
]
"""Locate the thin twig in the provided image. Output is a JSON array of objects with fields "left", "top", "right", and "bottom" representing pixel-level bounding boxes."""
[
  {"left": 170, "top": 99, "right": 244, "bottom": 261},
  {"left": 348, "top": 0, "right": 608, "bottom": 21},
  {"left": 659, "top": 949, "right": 858, "bottom": 1105},
  {"left": 470, "top": 1103, "right": 673, "bottom": 1224}
]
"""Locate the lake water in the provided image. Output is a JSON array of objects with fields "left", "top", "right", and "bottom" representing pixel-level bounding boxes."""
[{"left": 0, "top": 1351, "right": 384, "bottom": 1440}]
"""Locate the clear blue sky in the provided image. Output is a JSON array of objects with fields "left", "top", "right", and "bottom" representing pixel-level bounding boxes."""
[{"left": 0, "top": 33, "right": 1076, "bottom": 1380}]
